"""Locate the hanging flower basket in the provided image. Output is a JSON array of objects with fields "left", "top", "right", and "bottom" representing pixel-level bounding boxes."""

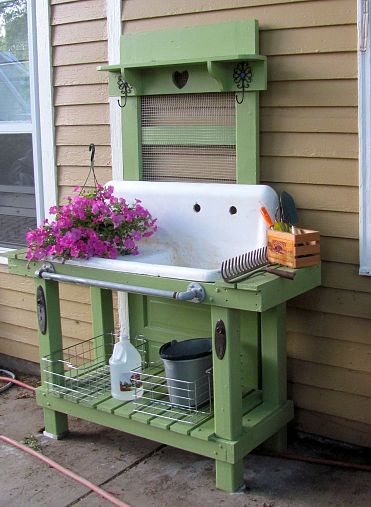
[{"left": 26, "top": 185, "right": 157, "bottom": 262}]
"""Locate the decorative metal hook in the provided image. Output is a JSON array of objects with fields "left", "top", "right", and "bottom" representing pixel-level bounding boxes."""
[
  {"left": 233, "top": 62, "right": 252, "bottom": 104},
  {"left": 117, "top": 75, "right": 132, "bottom": 108}
]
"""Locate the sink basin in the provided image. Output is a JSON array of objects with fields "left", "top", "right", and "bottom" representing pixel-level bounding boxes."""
[{"left": 66, "top": 181, "right": 278, "bottom": 282}]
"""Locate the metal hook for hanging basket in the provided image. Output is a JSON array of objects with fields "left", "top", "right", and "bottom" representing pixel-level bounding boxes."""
[
  {"left": 233, "top": 62, "right": 252, "bottom": 105},
  {"left": 117, "top": 75, "right": 132, "bottom": 108}
]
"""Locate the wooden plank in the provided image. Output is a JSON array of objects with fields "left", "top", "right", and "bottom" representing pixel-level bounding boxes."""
[
  {"left": 53, "top": 19, "right": 107, "bottom": 46},
  {"left": 123, "top": 0, "right": 316, "bottom": 20},
  {"left": 287, "top": 308, "right": 371, "bottom": 345},
  {"left": 54, "top": 64, "right": 108, "bottom": 87},
  {"left": 56, "top": 125, "right": 110, "bottom": 146},
  {"left": 294, "top": 408, "right": 371, "bottom": 449},
  {"left": 58, "top": 166, "right": 112, "bottom": 186},
  {"left": 291, "top": 287, "right": 371, "bottom": 320},
  {"left": 51, "top": 0, "right": 106, "bottom": 25},
  {"left": 123, "top": 0, "right": 356, "bottom": 31},
  {"left": 297, "top": 210, "right": 358, "bottom": 239},
  {"left": 55, "top": 105, "right": 109, "bottom": 126},
  {"left": 0, "top": 336, "right": 39, "bottom": 363},
  {"left": 288, "top": 358, "right": 371, "bottom": 398},
  {"left": 261, "top": 80, "right": 357, "bottom": 108},
  {"left": 261, "top": 25, "right": 357, "bottom": 55},
  {"left": 261, "top": 107, "right": 358, "bottom": 134},
  {"left": 268, "top": 53, "right": 357, "bottom": 82},
  {"left": 289, "top": 382, "right": 371, "bottom": 425},
  {"left": 261, "top": 157, "right": 358, "bottom": 186},
  {"left": 269, "top": 182, "right": 358, "bottom": 213},
  {"left": 321, "top": 261, "right": 371, "bottom": 293},
  {"left": 96, "top": 398, "right": 130, "bottom": 414},
  {"left": 261, "top": 132, "right": 358, "bottom": 159},
  {"left": 53, "top": 41, "right": 107, "bottom": 66},
  {"left": 54, "top": 84, "right": 109, "bottom": 106},
  {"left": 56, "top": 145, "right": 111, "bottom": 167},
  {"left": 287, "top": 332, "right": 371, "bottom": 373}
]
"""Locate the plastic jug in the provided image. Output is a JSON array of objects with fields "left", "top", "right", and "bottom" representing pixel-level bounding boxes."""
[{"left": 109, "top": 335, "right": 143, "bottom": 400}]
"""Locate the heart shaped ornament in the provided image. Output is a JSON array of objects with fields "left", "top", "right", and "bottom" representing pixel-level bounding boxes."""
[{"left": 173, "top": 70, "right": 189, "bottom": 89}]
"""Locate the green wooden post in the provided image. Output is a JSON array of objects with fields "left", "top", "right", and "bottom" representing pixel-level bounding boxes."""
[
  {"left": 260, "top": 303, "right": 288, "bottom": 452},
  {"left": 240, "top": 311, "right": 260, "bottom": 394},
  {"left": 236, "top": 92, "right": 259, "bottom": 184},
  {"left": 122, "top": 96, "right": 142, "bottom": 180},
  {"left": 90, "top": 288, "right": 114, "bottom": 363},
  {"left": 211, "top": 306, "right": 244, "bottom": 492},
  {"left": 36, "top": 278, "right": 68, "bottom": 439}
]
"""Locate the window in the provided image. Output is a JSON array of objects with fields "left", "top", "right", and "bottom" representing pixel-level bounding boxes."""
[
  {"left": 358, "top": 0, "right": 371, "bottom": 275},
  {"left": 0, "top": 0, "right": 38, "bottom": 247}
]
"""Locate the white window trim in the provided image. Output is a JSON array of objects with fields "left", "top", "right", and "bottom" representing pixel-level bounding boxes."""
[
  {"left": 107, "top": 1, "right": 129, "bottom": 336},
  {"left": 0, "top": 0, "right": 56, "bottom": 262},
  {"left": 358, "top": 0, "right": 371, "bottom": 275}
]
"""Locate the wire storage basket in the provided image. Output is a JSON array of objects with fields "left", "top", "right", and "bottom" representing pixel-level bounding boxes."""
[
  {"left": 41, "top": 334, "right": 213, "bottom": 424},
  {"left": 131, "top": 366, "right": 213, "bottom": 425},
  {"left": 41, "top": 334, "right": 146, "bottom": 405}
]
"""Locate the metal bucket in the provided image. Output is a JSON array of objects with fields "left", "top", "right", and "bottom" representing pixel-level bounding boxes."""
[{"left": 159, "top": 338, "right": 212, "bottom": 408}]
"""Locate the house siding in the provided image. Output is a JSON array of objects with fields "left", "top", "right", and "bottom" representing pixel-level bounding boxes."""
[{"left": 0, "top": 0, "right": 369, "bottom": 449}]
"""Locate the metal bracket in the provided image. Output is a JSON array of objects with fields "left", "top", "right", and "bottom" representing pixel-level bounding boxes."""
[
  {"left": 175, "top": 282, "right": 206, "bottom": 304},
  {"left": 215, "top": 319, "right": 226, "bottom": 360},
  {"left": 36, "top": 285, "right": 47, "bottom": 334},
  {"left": 35, "top": 261, "right": 56, "bottom": 278}
]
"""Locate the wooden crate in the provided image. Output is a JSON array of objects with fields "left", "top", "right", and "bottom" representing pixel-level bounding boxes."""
[{"left": 267, "top": 228, "right": 320, "bottom": 268}]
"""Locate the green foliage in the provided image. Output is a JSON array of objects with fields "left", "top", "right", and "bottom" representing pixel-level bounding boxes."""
[{"left": 0, "top": 0, "right": 28, "bottom": 61}]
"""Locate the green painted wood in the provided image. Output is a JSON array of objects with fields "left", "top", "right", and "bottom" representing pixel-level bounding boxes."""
[
  {"left": 236, "top": 92, "right": 259, "bottom": 184},
  {"left": 36, "top": 389, "right": 229, "bottom": 462},
  {"left": 9, "top": 255, "right": 321, "bottom": 313},
  {"left": 240, "top": 312, "right": 260, "bottom": 393},
  {"left": 35, "top": 279, "right": 68, "bottom": 437},
  {"left": 260, "top": 304, "right": 287, "bottom": 405},
  {"left": 211, "top": 306, "right": 244, "bottom": 491},
  {"left": 122, "top": 96, "right": 142, "bottom": 180},
  {"left": 142, "top": 126, "right": 235, "bottom": 146},
  {"left": 215, "top": 459, "right": 244, "bottom": 493},
  {"left": 121, "top": 21, "right": 259, "bottom": 67},
  {"left": 95, "top": 397, "right": 129, "bottom": 414},
  {"left": 90, "top": 287, "right": 114, "bottom": 365},
  {"left": 236, "top": 401, "right": 294, "bottom": 462}
]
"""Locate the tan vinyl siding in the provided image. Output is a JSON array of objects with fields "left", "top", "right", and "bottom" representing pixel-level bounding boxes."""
[{"left": 121, "top": 0, "right": 370, "bottom": 448}]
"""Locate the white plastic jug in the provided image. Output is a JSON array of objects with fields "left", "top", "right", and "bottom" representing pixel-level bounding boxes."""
[{"left": 109, "top": 335, "right": 143, "bottom": 400}]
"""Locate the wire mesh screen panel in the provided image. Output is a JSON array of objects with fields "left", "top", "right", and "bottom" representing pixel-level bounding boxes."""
[{"left": 141, "top": 93, "right": 236, "bottom": 183}]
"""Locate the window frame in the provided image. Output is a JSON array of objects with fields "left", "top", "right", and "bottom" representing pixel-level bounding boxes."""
[
  {"left": 0, "top": 0, "right": 56, "bottom": 255},
  {"left": 358, "top": 0, "right": 371, "bottom": 276}
]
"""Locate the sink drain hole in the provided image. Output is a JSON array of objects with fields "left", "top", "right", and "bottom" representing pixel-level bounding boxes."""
[{"left": 193, "top": 203, "right": 201, "bottom": 212}]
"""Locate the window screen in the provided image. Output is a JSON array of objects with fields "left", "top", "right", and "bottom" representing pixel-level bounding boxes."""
[{"left": 141, "top": 93, "right": 236, "bottom": 183}]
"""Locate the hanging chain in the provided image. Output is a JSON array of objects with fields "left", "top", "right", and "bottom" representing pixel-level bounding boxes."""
[{"left": 79, "top": 144, "right": 99, "bottom": 194}]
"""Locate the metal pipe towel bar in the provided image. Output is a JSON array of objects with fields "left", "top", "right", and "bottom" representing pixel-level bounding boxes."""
[{"left": 35, "top": 262, "right": 205, "bottom": 303}]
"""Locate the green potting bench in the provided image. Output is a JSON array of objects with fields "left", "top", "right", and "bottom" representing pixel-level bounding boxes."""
[{"left": 8, "top": 21, "right": 321, "bottom": 492}]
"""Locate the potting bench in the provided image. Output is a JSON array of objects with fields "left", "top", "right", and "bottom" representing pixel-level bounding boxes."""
[{"left": 8, "top": 20, "right": 321, "bottom": 492}]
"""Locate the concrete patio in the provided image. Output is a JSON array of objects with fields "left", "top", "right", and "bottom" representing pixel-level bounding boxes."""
[{"left": 0, "top": 374, "right": 370, "bottom": 507}]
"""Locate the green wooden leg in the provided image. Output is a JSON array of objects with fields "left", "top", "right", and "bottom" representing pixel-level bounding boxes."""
[
  {"left": 260, "top": 303, "right": 288, "bottom": 453},
  {"left": 216, "top": 459, "right": 245, "bottom": 493},
  {"left": 43, "top": 407, "right": 69, "bottom": 440},
  {"left": 36, "top": 279, "right": 68, "bottom": 438},
  {"left": 211, "top": 307, "right": 244, "bottom": 492},
  {"left": 90, "top": 287, "right": 114, "bottom": 362}
]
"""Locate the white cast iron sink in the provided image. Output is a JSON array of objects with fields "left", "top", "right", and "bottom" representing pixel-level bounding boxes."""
[{"left": 67, "top": 181, "right": 278, "bottom": 282}]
